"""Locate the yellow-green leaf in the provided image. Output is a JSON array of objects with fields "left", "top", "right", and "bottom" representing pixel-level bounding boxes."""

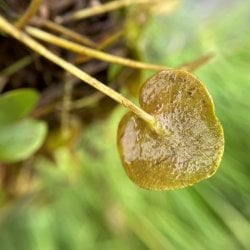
[{"left": 117, "top": 70, "right": 224, "bottom": 190}]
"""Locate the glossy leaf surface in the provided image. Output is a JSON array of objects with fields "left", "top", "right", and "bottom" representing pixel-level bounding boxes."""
[{"left": 117, "top": 70, "right": 224, "bottom": 190}]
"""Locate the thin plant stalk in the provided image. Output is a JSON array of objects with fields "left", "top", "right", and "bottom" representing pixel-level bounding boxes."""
[
  {"left": 26, "top": 26, "right": 171, "bottom": 71},
  {"left": 180, "top": 53, "right": 214, "bottom": 72},
  {"left": 61, "top": 75, "right": 73, "bottom": 134},
  {"left": 97, "top": 30, "right": 124, "bottom": 50},
  {"left": 0, "top": 56, "right": 32, "bottom": 92},
  {"left": 75, "top": 30, "right": 124, "bottom": 64},
  {"left": 0, "top": 56, "right": 32, "bottom": 77},
  {"left": 0, "top": 15, "right": 164, "bottom": 134},
  {"left": 71, "top": 92, "right": 103, "bottom": 109},
  {"left": 15, "top": 0, "right": 42, "bottom": 29},
  {"left": 57, "top": 0, "right": 161, "bottom": 23},
  {"left": 26, "top": 26, "right": 213, "bottom": 72},
  {"left": 35, "top": 18, "right": 96, "bottom": 47},
  {"left": 26, "top": 26, "right": 211, "bottom": 72}
]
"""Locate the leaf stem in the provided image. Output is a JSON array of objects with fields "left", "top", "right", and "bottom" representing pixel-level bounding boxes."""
[
  {"left": 61, "top": 75, "right": 73, "bottom": 134},
  {"left": 180, "top": 53, "right": 214, "bottom": 72},
  {"left": 0, "top": 56, "right": 33, "bottom": 92},
  {"left": 15, "top": 0, "right": 42, "bottom": 29},
  {"left": 56, "top": 0, "right": 160, "bottom": 23},
  {"left": 0, "top": 15, "right": 162, "bottom": 133},
  {"left": 33, "top": 18, "right": 96, "bottom": 47},
  {"left": 75, "top": 30, "right": 124, "bottom": 64},
  {"left": 26, "top": 26, "right": 171, "bottom": 71},
  {"left": 0, "top": 56, "right": 32, "bottom": 77}
]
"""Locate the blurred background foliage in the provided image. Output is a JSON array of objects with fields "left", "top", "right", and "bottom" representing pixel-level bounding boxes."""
[{"left": 0, "top": 0, "right": 250, "bottom": 249}]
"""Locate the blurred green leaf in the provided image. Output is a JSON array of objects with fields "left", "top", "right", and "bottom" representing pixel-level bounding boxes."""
[
  {"left": 0, "top": 88, "right": 39, "bottom": 127},
  {"left": 0, "top": 119, "right": 47, "bottom": 163}
]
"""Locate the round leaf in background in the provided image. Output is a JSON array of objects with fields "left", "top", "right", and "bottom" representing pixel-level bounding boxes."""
[
  {"left": 0, "top": 119, "right": 47, "bottom": 163},
  {"left": 0, "top": 88, "right": 39, "bottom": 127}
]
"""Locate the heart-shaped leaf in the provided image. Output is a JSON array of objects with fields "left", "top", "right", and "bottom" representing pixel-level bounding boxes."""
[
  {"left": 0, "top": 88, "right": 39, "bottom": 127},
  {"left": 117, "top": 70, "right": 224, "bottom": 190},
  {"left": 0, "top": 119, "right": 47, "bottom": 163}
]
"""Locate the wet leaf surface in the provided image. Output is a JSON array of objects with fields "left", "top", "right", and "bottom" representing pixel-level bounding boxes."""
[{"left": 118, "top": 70, "right": 224, "bottom": 190}]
